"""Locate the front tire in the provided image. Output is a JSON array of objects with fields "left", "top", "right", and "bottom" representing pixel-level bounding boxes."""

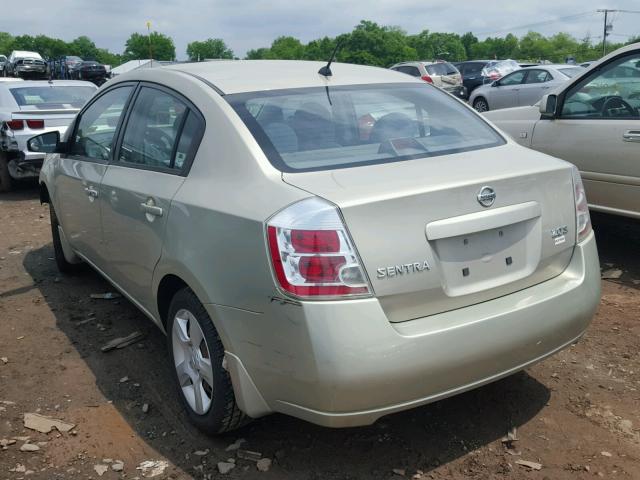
[
  {"left": 167, "top": 288, "right": 248, "bottom": 434},
  {"left": 473, "top": 97, "right": 489, "bottom": 112}
]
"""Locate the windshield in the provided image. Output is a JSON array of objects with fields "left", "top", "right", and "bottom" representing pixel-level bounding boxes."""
[
  {"left": 10, "top": 86, "right": 96, "bottom": 108},
  {"left": 558, "top": 67, "right": 584, "bottom": 78},
  {"left": 227, "top": 83, "right": 504, "bottom": 172}
]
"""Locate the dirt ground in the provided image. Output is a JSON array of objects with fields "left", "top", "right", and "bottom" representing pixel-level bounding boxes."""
[{"left": 1, "top": 185, "right": 639, "bottom": 480}]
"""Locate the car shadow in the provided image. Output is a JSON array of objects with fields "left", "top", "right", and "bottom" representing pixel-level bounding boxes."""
[
  {"left": 21, "top": 243, "right": 552, "bottom": 478},
  {"left": 592, "top": 212, "right": 640, "bottom": 291}
]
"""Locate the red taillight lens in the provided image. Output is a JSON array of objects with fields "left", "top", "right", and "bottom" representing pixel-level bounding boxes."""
[
  {"left": 6, "top": 120, "right": 24, "bottom": 130},
  {"left": 266, "top": 198, "right": 371, "bottom": 299},
  {"left": 291, "top": 229, "right": 340, "bottom": 253},
  {"left": 421, "top": 75, "right": 433, "bottom": 84},
  {"left": 26, "top": 119, "right": 44, "bottom": 129},
  {"left": 299, "top": 256, "right": 346, "bottom": 282}
]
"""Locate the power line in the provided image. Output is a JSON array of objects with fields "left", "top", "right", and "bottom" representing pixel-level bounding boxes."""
[
  {"left": 597, "top": 9, "right": 640, "bottom": 54},
  {"left": 474, "top": 11, "right": 597, "bottom": 36}
]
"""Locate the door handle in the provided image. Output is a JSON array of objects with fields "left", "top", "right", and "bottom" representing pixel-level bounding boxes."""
[
  {"left": 84, "top": 186, "right": 99, "bottom": 198},
  {"left": 140, "top": 202, "right": 163, "bottom": 217},
  {"left": 623, "top": 130, "right": 640, "bottom": 142}
]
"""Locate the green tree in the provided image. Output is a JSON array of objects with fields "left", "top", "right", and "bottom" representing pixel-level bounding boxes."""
[
  {"left": 68, "top": 36, "right": 99, "bottom": 59},
  {"left": 460, "top": 32, "right": 478, "bottom": 59},
  {"left": 186, "top": 38, "right": 233, "bottom": 61},
  {"left": 303, "top": 37, "right": 336, "bottom": 61},
  {"left": 407, "top": 30, "right": 435, "bottom": 60},
  {"left": 427, "top": 32, "right": 466, "bottom": 61},
  {"left": 0, "top": 32, "right": 14, "bottom": 56},
  {"left": 123, "top": 31, "right": 175, "bottom": 61},
  {"left": 340, "top": 21, "right": 416, "bottom": 67},
  {"left": 245, "top": 47, "right": 269, "bottom": 59},
  {"left": 264, "top": 36, "right": 305, "bottom": 59}
]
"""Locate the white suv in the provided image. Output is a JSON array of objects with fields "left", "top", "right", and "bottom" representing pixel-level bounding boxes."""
[{"left": 391, "top": 61, "right": 466, "bottom": 99}]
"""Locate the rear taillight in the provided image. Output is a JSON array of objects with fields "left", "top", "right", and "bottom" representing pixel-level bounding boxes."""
[
  {"left": 6, "top": 120, "right": 24, "bottom": 130},
  {"left": 421, "top": 74, "right": 433, "bottom": 84},
  {"left": 266, "top": 197, "right": 371, "bottom": 299},
  {"left": 26, "top": 119, "right": 44, "bottom": 129},
  {"left": 572, "top": 166, "right": 592, "bottom": 243}
]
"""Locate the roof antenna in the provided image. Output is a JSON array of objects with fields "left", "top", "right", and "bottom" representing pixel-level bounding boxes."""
[{"left": 318, "top": 40, "right": 343, "bottom": 77}]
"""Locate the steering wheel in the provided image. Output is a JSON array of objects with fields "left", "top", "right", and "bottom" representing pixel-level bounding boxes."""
[
  {"left": 145, "top": 128, "right": 174, "bottom": 150},
  {"left": 601, "top": 96, "right": 636, "bottom": 117}
]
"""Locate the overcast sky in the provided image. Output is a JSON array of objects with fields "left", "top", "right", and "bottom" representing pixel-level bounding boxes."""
[{"left": 3, "top": 1, "right": 639, "bottom": 59}]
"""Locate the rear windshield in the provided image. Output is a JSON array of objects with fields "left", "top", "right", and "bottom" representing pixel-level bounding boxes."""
[
  {"left": 227, "top": 83, "right": 505, "bottom": 172},
  {"left": 558, "top": 67, "right": 584, "bottom": 78},
  {"left": 425, "top": 63, "right": 458, "bottom": 76},
  {"left": 10, "top": 86, "right": 95, "bottom": 108}
]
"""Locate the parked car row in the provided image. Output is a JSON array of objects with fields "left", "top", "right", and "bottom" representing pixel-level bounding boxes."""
[
  {"left": 0, "top": 80, "right": 98, "bottom": 191},
  {"left": 469, "top": 64, "right": 584, "bottom": 112},
  {"left": 1, "top": 50, "right": 109, "bottom": 86}
]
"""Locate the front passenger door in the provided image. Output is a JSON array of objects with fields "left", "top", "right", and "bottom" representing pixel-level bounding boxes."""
[
  {"left": 490, "top": 70, "right": 526, "bottom": 109},
  {"left": 99, "top": 85, "right": 205, "bottom": 312},
  {"left": 531, "top": 52, "right": 640, "bottom": 217},
  {"left": 54, "top": 85, "right": 134, "bottom": 267}
]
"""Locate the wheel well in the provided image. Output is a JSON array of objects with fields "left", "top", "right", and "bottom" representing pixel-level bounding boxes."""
[
  {"left": 157, "top": 274, "right": 189, "bottom": 328},
  {"left": 39, "top": 182, "right": 50, "bottom": 205}
]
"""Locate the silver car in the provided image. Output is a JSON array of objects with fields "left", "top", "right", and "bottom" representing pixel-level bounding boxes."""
[
  {"left": 0, "top": 80, "right": 97, "bottom": 191},
  {"left": 470, "top": 65, "right": 584, "bottom": 112},
  {"left": 33, "top": 60, "right": 600, "bottom": 433}
]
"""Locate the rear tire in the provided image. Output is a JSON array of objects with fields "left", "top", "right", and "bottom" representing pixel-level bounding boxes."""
[
  {"left": 50, "top": 204, "right": 84, "bottom": 274},
  {"left": 473, "top": 97, "right": 489, "bottom": 112},
  {"left": 0, "top": 153, "right": 13, "bottom": 193},
  {"left": 166, "top": 287, "right": 249, "bottom": 434}
]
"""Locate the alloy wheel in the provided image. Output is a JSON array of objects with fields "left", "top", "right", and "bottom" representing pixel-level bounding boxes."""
[{"left": 171, "top": 309, "right": 214, "bottom": 415}]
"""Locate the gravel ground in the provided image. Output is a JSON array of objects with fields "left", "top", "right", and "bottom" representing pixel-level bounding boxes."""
[{"left": 1, "top": 186, "right": 639, "bottom": 480}]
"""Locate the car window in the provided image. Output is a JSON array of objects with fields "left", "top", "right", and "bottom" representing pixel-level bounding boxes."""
[
  {"left": 119, "top": 87, "right": 188, "bottom": 170},
  {"left": 173, "top": 111, "right": 205, "bottom": 170},
  {"left": 9, "top": 86, "right": 95, "bottom": 108},
  {"left": 465, "top": 63, "right": 484, "bottom": 75},
  {"left": 498, "top": 71, "right": 526, "bottom": 86},
  {"left": 524, "top": 70, "right": 551, "bottom": 84},
  {"left": 71, "top": 86, "right": 133, "bottom": 161},
  {"left": 561, "top": 53, "right": 640, "bottom": 119},
  {"left": 425, "top": 63, "right": 458, "bottom": 76},
  {"left": 395, "top": 66, "right": 421, "bottom": 77},
  {"left": 227, "top": 83, "right": 505, "bottom": 172}
]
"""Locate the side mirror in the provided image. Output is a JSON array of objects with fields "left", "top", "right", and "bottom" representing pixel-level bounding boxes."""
[
  {"left": 539, "top": 94, "right": 558, "bottom": 119},
  {"left": 27, "top": 131, "right": 61, "bottom": 154},
  {"left": 491, "top": 80, "right": 499, "bottom": 87}
]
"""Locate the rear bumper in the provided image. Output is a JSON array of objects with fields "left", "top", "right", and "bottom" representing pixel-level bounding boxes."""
[{"left": 215, "top": 232, "right": 600, "bottom": 427}]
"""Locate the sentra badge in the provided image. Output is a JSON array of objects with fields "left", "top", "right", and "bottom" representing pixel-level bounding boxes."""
[{"left": 377, "top": 260, "right": 431, "bottom": 279}]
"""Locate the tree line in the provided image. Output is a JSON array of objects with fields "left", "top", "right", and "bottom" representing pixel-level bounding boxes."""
[{"left": 1, "top": 20, "right": 638, "bottom": 67}]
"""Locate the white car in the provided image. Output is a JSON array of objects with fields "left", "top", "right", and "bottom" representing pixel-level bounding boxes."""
[
  {"left": 470, "top": 65, "right": 584, "bottom": 112},
  {"left": 484, "top": 43, "right": 640, "bottom": 219},
  {"left": 0, "top": 80, "right": 97, "bottom": 191}
]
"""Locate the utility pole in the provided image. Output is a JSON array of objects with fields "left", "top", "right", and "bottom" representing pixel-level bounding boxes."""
[
  {"left": 597, "top": 9, "right": 616, "bottom": 56},
  {"left": 146, "top": 21, "right": 153, "bottom": 66}
]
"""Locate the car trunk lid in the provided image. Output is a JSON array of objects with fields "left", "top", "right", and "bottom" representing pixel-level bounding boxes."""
[{"left": 283, "top": 144, "right": 576, "bottom": 321}]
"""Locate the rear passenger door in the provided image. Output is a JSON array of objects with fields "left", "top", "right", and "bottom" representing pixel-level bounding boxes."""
[
  {"left": 99, "top": 84, "right": 205, "bottom": 312},
  {"left": 518, "top": 69, "right": 553, "bottom": 106}
]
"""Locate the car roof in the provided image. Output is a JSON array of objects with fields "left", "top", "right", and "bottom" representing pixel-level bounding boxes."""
[
  {"left": 0, "top": 80, "right": 97, "bottom": 89},
  {"left": 164, "top": 60, "right": 420, "bottom": 94},
  {"left": 11, "top": 50, "right": 42, "bottom": 58}
]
